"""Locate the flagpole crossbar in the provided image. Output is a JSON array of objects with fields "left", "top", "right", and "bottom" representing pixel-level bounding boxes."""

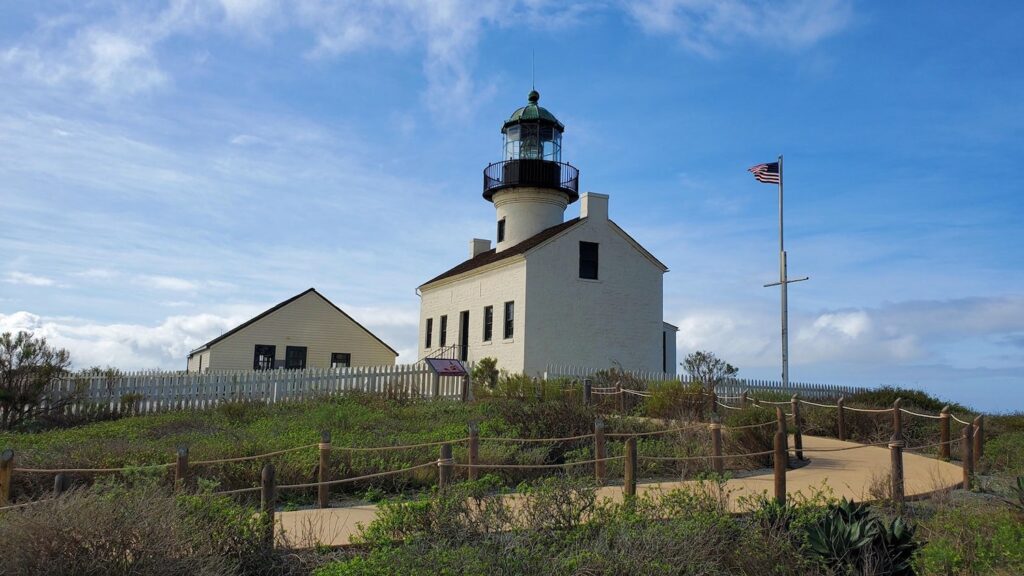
[{"left": 763, "top": 276, "right": 810, "bottom": 288}]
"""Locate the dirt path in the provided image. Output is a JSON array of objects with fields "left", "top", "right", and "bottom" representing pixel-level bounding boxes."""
[{"left": 276, "top": 435, "right": 962, "bottom": 547}]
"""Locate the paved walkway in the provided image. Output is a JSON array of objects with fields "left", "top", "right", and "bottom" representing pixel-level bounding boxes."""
[{"left": 276, "top": 435, "right": 962, "bottom": 548}]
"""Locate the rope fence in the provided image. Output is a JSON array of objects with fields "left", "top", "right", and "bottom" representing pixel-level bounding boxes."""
[{"left": 0, "top": 390, "right": 987, "bottom": 516}]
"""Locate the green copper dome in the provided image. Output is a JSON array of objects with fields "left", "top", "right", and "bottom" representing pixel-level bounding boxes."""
[{"left": 503, "top": 90, "right": 565, "bottom": 132}]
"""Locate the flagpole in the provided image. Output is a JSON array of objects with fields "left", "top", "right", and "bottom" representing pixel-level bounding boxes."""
[{"left": 778, "top": 154, "right": 789, "bottom": 392}]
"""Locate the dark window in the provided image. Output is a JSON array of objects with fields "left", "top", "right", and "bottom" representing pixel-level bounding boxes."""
[
  {"left": 483, "top": 305, "right": 493, "bottom": 342},
  {"left": 440, "top": 315, "right": 448, "bottom": 347},
  {"left": 253, "top": 344, "right": 275, "bottom": 370},
  {"left": 497, "top": 218, "right": 505, "bottom": 242},
  {"left": 459, "top": 311, "right": 469, "bottom": 361},
  {"left": 503, "top": 301, "right": 514, "bottom": 339},
  {"left": 579, "top": 241, "right": 599, "bottom": 279},
  {"left": 662, "top": 332, "right": 667, "bottom": 373},
  {"left": 331, "top": 352, "right": 351, "bottom": 368},
  {"left": 284, "top": 346, "right": 307, "bottom": 370},
  {"left": 425, "top": 318, "right": 433, "bottom": 349}
]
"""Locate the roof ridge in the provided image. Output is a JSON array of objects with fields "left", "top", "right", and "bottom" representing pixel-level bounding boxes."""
[{"left": 419, "top": 218, "right": 582, "bottom": 288}]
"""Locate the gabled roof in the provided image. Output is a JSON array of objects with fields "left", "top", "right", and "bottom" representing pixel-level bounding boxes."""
[
  {"left": 419, "top": 218, "right": 582, "bottom": 288},
  {"left": 188, "top": 288, "right": 398, "bottom": 357}
]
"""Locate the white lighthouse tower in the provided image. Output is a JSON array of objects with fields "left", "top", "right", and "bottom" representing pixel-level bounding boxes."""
[{"left": 484, "top": 90, "right": 579, "bottom": 251}]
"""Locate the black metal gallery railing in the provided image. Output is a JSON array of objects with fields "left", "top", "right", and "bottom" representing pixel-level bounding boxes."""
[{"left": 483, "top": 159, "right": 579, "bottom": 201}]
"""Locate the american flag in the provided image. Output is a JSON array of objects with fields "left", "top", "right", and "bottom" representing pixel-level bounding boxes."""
[{"left": 748, "top": 162, "right": 780, "bottom": 184}]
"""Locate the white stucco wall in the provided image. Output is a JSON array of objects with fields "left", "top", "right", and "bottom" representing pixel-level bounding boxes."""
[
  {"left": 492, "top": 187, "right": 570, "bottom": 252},
  {"left": 418, "top": 259, "right": 528, "bottom": 373},
  {"left": 522, "top": 214, "right": 665, "bottom": 375}
]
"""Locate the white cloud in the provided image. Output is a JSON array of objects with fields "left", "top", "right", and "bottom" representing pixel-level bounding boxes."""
[
  {"left": 72, "top": 268, "right": 118, "bottom": 280},
  {"left": 625, "top": 0, "right": 853, "bottom": 56},
  {"left": 671, "top": 295, "right": 1024, "bottom": 372},
  {"left": 0, "top": 1, "right": 600, "bottom": 114},
  {"left": 4, "top": 271, "right": 56, "bottom": 287},
  {"left": 135, "top": 275, "right": 199, "bottom": 292},
  {"left": 0, "top": 302, "right": 419, "bottom": 369},
  {"left": 0, "top": 310, "right": 246, "bottom": 369}
]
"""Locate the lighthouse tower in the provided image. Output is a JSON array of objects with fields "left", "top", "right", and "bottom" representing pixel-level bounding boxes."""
[{"left": 483, "top": 90, "right": 579, "bottom": 252}]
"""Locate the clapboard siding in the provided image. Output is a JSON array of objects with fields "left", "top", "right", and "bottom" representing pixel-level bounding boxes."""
[{"left": 193, "top": 290, "right": 396, "bottom": 372}]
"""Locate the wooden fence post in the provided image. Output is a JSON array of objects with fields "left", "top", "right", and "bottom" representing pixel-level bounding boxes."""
[
  {"left": 594, "top": 418, "right": 606, "bottom": 485},
  {"left": 962, "top": 425, "right": 974, "bottom": 490},
  {"left": 583, "top": 379, "right": 592, "bottom": 406},
  {"left": 1, "top": 449, "right": 13, "bottom": 507},
  {"left": 775, "top": 407, "right": 790, "bottom": 468},
  {"left": 774, "top": 431, "right": 786, "bottom": 506},
  {"left": 438, "top": 443, "right": 453, "bottom": 491},
  {"left": 261, "top": 463, "right": 276, "bottom": 549},
  {"left": 54, "top": 473, "right": 69, "bottom": 495},
  {"left": 711, "top": 391, "right": 719, "bottom": 416},
  {"left": 710, "top": 415, "right": 724, "bottom": 476},
  {"left": 791, "top": 395, "right": 804, "bottom": 461},
  {"left": 616, "top": 382, "right": 625, "bottom": 413},
  {"left": 890, "top": 398, "right": 905, "bottom": 505},
  {"left": 461, "top": 374, "right": 470, "bottom": 403},
  {"left": 468, "top": 422, "right": 480, "bottom": 482},
  {"left": 889, "top": 438, "right": 905, "bottom": 505},
  {"left": 623, "top": 437, "right": 637, "bottom": 498},
  {"left": 892, "top": 398, "right": 903, "bottom": 441},
  {"left": 174, "top": 446, "right": 189, "bottom": 491},
  {"left": 837, "top": 396, "right": 847, "bottom": 442},
  {"left": 431, "top": 372, "right": 441, "bottom": 399},
  {"left": 740, "top": 391, "right": 749, "bottom": 409},
  {"left": 318, "top": 430, "right": 331, "bottom": 509},
  {"left": 939, "top": 406, "right": 951, "bottom": 460},
  {"left": 973, "top": 415, "right": 984, "bottom": 469}
]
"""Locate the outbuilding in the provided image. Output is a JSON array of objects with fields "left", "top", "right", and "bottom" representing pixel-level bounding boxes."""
[{"left": 187, "top": 288, "right": 397, "bottom": 372}]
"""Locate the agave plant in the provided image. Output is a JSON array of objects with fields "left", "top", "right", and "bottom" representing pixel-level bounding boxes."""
[
  {"left": 804, "top": 498, "right": 921, "bottom": 576},
  {"left": 805, "top": 499, "right": 877, "bottom": 570},
  {"left": 875, "top": 517, "right": 919, "bottom": 575},
  {"left": 1003, "top": 476, "right": 1024, "bottom": 513}
]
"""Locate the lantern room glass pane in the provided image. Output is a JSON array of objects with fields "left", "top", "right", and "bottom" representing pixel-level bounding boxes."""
[{"left": 503, "top": 123, "right": 563, "bottom": 162}]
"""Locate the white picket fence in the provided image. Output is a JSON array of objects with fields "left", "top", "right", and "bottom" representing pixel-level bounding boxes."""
[
  {"left": 47, "top": 363, "right": 463, "bottom": 416},
  {"left": 544, "top": 364, "right": 868, "bottom": 400}
]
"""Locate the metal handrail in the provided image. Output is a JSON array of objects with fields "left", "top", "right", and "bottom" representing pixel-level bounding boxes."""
[{"left": 482, "top": 159, "right": 579, "bottom": 199}]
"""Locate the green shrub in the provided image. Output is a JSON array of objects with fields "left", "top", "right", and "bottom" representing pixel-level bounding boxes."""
[
  {"left": 916, "top": 501, "right": 1024, "bottom": 575},
  {"left": 983, "top": 431, "right": 1024, "bottom": 476},
  {"left": 470, "top": 357, "right": 499, "bottom": 390},
  {"left": 642, "top": 380, "right": 707, "bottom": 420},
  {"left": 0, "top": 484, "right": 274, "bottom": 576}
]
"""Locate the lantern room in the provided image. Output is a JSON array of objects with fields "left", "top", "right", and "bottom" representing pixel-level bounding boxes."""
[
  {"left": 502, "top": 90, "right": 563, "bottom": 161},
  {"left": 483, "top": 90, "right": 579, "bottom": 203}
]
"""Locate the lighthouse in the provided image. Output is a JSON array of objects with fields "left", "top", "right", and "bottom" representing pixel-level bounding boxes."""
[{"left": 418, "top": 90, "right": 677, "bottom": 375}]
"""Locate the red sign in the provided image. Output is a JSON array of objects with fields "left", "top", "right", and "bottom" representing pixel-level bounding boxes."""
[{"left": 426, "top": 358, "right": 468, "bottom": 376}]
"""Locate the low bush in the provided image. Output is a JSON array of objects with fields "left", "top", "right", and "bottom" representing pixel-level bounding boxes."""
[
  {"left": 0, "top": 483, "right": 279, "bottom": 576},
  {"left": 324, "top": 477, "right": 822, "bottom": 576},
  {"left": 915, "top": 500, "right": 1024, "bottom": 575},
  {"left": 642, "top": 379, "right": 707, "bottom": 420},
  {"left": 982, "top": 430, "right": 1024, "bottom": 476}
]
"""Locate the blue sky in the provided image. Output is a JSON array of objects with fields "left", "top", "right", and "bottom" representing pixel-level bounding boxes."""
[{"left": 1, "top": 1, "right": 1021, "bottom": 412}]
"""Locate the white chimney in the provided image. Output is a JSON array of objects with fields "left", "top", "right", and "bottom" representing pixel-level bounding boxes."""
[
  {"left": 580, "top": 192, "right": 609, "bottom": 221},
  {"left": 469, "top": 238, "right": 492, "bottom": 258}
]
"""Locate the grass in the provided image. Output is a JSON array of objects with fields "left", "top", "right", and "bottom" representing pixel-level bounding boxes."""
[
  {"left": 0, "top": 390, "right": 772, "bottom": 501},
  {"left": 2, "top": 381, "right": 1023, "bottom": 575}
]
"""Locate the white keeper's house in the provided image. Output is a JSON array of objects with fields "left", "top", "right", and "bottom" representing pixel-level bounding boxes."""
[{"left": 418, "top": 90, "right": 677, "bottom": 375}]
